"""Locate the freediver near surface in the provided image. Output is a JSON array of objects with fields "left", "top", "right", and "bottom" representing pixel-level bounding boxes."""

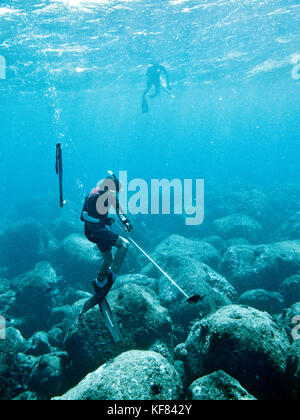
[
  {"left": 79, "top": 171, "right": 133, "bottom": 320},
  {"left": 142, "top": 60, "right": 172, "bottom": 113}
]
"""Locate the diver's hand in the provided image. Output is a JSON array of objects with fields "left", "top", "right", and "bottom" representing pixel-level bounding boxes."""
[
  {"left": 107, "top": 218, "right": 115, "bottom": 227},
  {"left": 123, "top": 219, "right": 133, "bottom": 233},
  {"left": 120, "top": 215, "right": 133, "bottom": 233}
]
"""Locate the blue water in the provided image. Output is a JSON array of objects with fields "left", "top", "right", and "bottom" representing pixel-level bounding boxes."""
[
  {"left": 1, "top": 1, "right": 300, "bottom": 401},
  {"left": 0, "top": 0, "right": 299, "bottom": 213}
]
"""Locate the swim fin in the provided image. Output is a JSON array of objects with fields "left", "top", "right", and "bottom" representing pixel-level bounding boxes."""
[
  {"left": 92, "top": 271, "right": 114, "bottom": 304},
  {"left": 100, "top": 298, "right": 122, "bottom": 343},
  {"left": 187, "top": 294, "right": 206, "bottom": 304},
  {"left": 80, "top": 294, "right": 99, "bottom": 316},
  {"left": 142, "top": 96, "right": 149, "bottom": 113},
  {"left": 79, "top": 288, "right": 122, "bottom": 343}
]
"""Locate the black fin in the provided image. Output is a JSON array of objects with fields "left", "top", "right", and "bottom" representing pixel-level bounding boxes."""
[
  {"left": 92, "top": 275, "right": 114, "bottom": 305},
  {"left": 100, "top": 298, "right": 122, "bottom": 343},
  {"left": 187, "top": 294, "right": 206, "bottom": 304},
  {"left": 80, "top": 295, "right": 99, "bottom": 316},
  {"left": 142, "top": 96, "right": 149, "bottom": 113}
]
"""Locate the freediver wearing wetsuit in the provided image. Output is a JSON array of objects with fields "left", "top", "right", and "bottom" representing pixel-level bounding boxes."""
[
  {"left": 142, "top": 61, "right": 171, "bottom": 113},
  {"left": 79, "top": 172, "right": 132, "bottom": 318}
]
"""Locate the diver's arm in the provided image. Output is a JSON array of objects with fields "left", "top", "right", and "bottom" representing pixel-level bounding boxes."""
[
  {"left": 81, "top": 197, "right": 100, "bottom": 224},
  {"left": 81, "top": 211, "right": 101, "bottom": 224},
  {"left": 80, "top": 198, "right": 89, "bottom": 222},
  {"left": 113, "top": 197, "right": 133, "bottom": 232}
]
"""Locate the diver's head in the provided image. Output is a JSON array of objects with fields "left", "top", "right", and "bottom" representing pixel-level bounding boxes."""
[{"left": 97, "top": 171, "right": 120, "bottom": 193}]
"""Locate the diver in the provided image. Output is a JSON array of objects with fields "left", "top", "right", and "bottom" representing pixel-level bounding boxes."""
[
  {"left": 79, "top": 172, "right": 132, "bottom": 318},
  {"left": 142, "top": 61, "right": 171, "bottom": 113}
]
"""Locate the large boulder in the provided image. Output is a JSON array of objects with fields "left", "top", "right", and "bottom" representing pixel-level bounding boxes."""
[
  {"left": 0, "top": 220, "right": 52, "bottom": 278},
  {"left": 279, "top": 212, "right": 300, "bottom": 241},
  {"left": 145, "top": 235, "right": 221, "bottom": 271},
  {"left": 202, "top": 236, "right": 226, "bottom": 253},
  {"left": 286, "top": 340, "right": 300, "bottom": 400},
  {"left": 25, "top": 332, "right": 52, "bottom": 357},
  {"left": 239, "top": 289, "right": 285, "bottom": 314},
  {"left": 113, "top": 274, "right": 158, "bottom": 294},
  {"left": 27, "top": 352, "right": 70, "bottom": 400},
  {"left": 280, "top": 274, "right": 300, "bottom": 306},
  {"left": 266, "top": 241, "right": 300, "bottom": 274},
  {"left": 13, "top": 391, "right": 39, "bottom": 401},
  {"left": 179, "top": 305, "right": 291, "bottom": 400},
  {"left": 64, "top": 283, "right": 173, "bottom": 379},
  {"left": 220, "top": 241, "right": 300, "bottom": 293},
  {"left": 54, "top": 350, "right": 183, "bottom": 400},
  {"left": 270, "top": 185, "right": 300, "bottom": 230},
  {"left": 212, "top": 213, "right": 262, "bottom": 243},
  {"left": 144, "top": 252, "right": 237, "bottom": 328},
  {"left": 11, "top": 262, "right": 59, "bottom": 338},
  {"left": 56, "top": 288, "right": 92, "bottom": 307},
  {"left": 0, "top": 278, "right": 15, "bottom": 318},
  {"left": 47, "top": 327, "right": 65, "bottom": 350},
  {"left": 205, "top": 187, "right": 275, "bottom": 231},
  {"left": 276, "top": 302, "right": 300, "bottom": 338},
  {"left": 48, "top": 305, "right": 78, "bottom": 334},
  {"left": 5, "top": 327, "right": 28, "bottom": 353},
  {"left": 225, "top": 238, "right": 250, "bottom": 248},
  {"left": 56, "top": 234, "right": 100, "bottom": 289},
  {"left": 187, "top": 370, "right": 256, "bottom": 400},
  {"left": 0, "top": 335, "right": 29, "bottom": 399}
]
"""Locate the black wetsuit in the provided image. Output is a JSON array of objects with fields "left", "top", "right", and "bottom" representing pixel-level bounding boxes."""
[
  {"left": 81, "top": 188, "right": 119, "bottom": 253},
  {"left": 144, "top": 64, "right": 170, "bottom": 98}
]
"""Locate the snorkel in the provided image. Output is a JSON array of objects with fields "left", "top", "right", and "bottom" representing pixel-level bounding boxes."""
[{"left": 107, "top": 170, "right": 120, "bottom": 193}]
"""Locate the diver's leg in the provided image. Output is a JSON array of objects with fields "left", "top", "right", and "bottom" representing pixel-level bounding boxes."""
[
  {"left": 97, "top": 251, "right": 113, "bottom": 282},
  {"left": 86, "top": 250, "right": 114, "bottom": 308},
  {"left": 142, "top": 86, "right": 151, "bottom": 113},
  {"left": 143, "top": 80, "right": 153, "bottom": 98},
  {"left": 150, "top": 83, "right": 160, "bottom": 98},
  {"left": 143, "top": 89, "right": 149, "bottom": 100},
  {"left": 79, "top": 252, "right": 111, "bottom": 319},
  {"left": 112, "top": 237, "right": 129, "bottom": 274},
  {"left": 79, "top": 251, "right": 115, "bottom": 320}
]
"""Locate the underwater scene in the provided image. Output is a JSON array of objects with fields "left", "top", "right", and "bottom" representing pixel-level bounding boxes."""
[{"left": 0, "top": 0, "right": 299, "bottom": 402}]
